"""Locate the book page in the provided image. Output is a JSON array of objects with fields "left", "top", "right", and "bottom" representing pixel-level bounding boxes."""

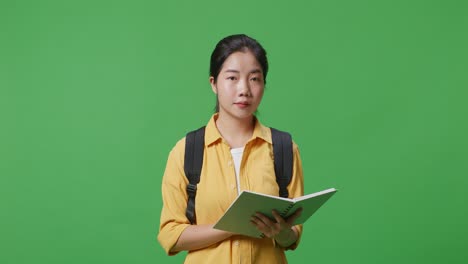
[{"left": 293, "top": 188, "right": 337, "bottom": 202}]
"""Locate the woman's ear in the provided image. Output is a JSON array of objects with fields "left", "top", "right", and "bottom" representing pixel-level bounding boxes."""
[{"left": 209, "top": 76, "right": 217, "bottom": 94}]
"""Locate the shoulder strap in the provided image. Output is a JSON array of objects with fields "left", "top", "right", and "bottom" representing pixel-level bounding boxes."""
[
  {"left": 184, "top": 126, "right": 206, "bottom": 224},
  {"left": 270, "top": 128, "right": 293, "bottom": 198}
]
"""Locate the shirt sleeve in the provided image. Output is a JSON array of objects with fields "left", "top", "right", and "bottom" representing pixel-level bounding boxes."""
[
  {"left": 283, "top": 141, "right": 304, "bottom": 250},
  {"left": 157, "top": 138, "right": 191, "bottom": 255}
]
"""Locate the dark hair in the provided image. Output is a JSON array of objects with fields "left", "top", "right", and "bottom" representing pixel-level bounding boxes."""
[{"left": 210, "top": 34, "right": 269, "bottom": 112}]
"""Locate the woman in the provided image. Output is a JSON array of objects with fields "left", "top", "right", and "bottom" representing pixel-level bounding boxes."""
[{"left": 158, "top": 34, "right": 304, "bottom": 263}]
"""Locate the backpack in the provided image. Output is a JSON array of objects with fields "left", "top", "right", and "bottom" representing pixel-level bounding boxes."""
[{"left": 184, "top": 126, "right": 293, "bottom": 224}]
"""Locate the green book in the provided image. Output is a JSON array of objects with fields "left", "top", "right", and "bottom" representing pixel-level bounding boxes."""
[{"left": 213, "top": 188, "right": 338, "bottom": 238}]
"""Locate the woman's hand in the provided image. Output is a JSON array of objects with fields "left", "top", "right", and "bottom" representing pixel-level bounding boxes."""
[{"left": 250, "top": 208, "right": 303, "bottom": 247}]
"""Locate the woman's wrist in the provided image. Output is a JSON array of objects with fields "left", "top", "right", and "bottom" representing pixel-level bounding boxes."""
[{"left": 274, "top": 227, "right": 297, "bottom": 248}]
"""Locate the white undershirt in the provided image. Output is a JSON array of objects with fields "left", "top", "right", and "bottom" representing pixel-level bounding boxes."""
[{"left": 230, "top": 147, "right": 245, "bottom": 195}]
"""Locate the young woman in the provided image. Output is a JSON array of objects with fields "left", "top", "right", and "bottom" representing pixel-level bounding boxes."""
[{"left": 158, "top": 34, "right": 304, "bottom": 263}]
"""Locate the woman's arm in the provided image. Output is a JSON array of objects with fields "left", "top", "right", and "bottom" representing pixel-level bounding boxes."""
[{"left": 170, "top": 224, "right": 234, "bottom": 253}]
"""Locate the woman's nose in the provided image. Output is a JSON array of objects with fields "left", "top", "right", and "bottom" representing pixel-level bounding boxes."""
[{"left": 238, "top": 79, "right": 251, "bottom": 97}]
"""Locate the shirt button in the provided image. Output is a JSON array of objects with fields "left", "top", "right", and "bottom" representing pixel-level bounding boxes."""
[
  {"left": 227, "top": 161, "right": 232, "bottom": 166},
  {"left": 234, "top": 240, "right": 239, "bottom": 246},
  {"left": 230, "top": 184, "right": 235, "bottom": 189}
]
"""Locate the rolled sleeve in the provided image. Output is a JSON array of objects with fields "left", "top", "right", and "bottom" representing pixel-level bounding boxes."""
[{"left": 157, "top": 139, "right": 191, "bottom": 255}]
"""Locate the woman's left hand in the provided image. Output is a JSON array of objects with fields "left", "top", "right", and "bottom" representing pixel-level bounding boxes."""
[{"left": 250, "top": 208, "right": 303, "bottom": 245}]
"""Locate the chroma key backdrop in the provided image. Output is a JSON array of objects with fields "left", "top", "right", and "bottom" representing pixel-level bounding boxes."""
[{"left": 1, "top": 0, "right": 467, "bottom": 263}]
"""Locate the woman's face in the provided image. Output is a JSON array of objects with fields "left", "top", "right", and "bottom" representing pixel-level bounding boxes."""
[{"left": 210, "top": 51, "right": 265, "bottom": 121}]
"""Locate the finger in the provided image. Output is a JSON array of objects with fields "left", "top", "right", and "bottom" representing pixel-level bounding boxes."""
[
  {"left": 290, "top": 207, "right": 303, "bottom": 218},
  {"left": 251, "top": 215, "right": 270, "bottom": 230},
  {"left": 253, "top": 213, "right": 282, "bottom": 234},
  {"left": 254, "top": 212, "right": 274, "bottom": 226},
  {"left": 271, "top": 210, "right": 286, "bottom": 224},
  {"left": 251, "top": 216, "right": 275, "bottom": 237},
  {"left": 286, "top": 207, "right": 303, "bottom": 224}
]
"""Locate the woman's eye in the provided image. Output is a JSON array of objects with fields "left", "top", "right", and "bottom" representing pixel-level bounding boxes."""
[
  {"left": 250, "top": 77, "right": 260, "bottom": 81},
  {"left": 227, "top": 76, "right": 236, "bottom": 80}
]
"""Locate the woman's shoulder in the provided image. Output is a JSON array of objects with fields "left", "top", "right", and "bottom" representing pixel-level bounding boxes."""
[
  {"left": 267, "top": 125, "right": 301, "bottom": 152},
  {"left": 167, "top": 136, "right": 187, "bottom": 158},
  {"left": 169, "top": 121, "right": 210, "bottom": 154},
  {"left": 175, "top": 135, "right": 187, "bottom": 147}
]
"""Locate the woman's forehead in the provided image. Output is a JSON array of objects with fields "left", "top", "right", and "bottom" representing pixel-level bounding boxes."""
[{"left": 221, "top": 51, "right": 262, "bottom": 72}]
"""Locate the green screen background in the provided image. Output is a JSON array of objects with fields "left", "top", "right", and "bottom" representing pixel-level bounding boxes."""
[{"left": 1, "top": 0, "right": 467, "bottom": 263}]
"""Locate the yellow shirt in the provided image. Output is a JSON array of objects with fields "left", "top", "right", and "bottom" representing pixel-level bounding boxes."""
[{"left": 158, "top": 114, "right": 304, "bottom": 264}]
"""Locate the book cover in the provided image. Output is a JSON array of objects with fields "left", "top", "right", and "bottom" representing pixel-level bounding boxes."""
[{"left": 213, "top": 188, "right": 337, "bottom": 238}]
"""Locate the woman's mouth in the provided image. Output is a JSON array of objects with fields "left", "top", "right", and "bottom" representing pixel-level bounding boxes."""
[{"left": 234, "top": 102, "right": 250, "bottom": 108}]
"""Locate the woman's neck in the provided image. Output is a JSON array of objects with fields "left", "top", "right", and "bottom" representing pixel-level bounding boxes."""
[{"left": 215, "top": 113, "right": 255, "bottom": 148}]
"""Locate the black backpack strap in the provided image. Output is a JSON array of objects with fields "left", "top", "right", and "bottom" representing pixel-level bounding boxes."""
[
  {"left": 270, "top": 128, "right": 293, "bottom": 198},
  {"left": 184, "top": 126, "right": 206, "bottom": 224}
]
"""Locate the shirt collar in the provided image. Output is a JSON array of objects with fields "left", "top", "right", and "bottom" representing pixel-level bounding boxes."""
[{"left": 204, "top": 114, "right": 272, "bottom": 146}]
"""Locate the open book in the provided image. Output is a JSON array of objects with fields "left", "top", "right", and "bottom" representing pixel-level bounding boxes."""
[{"left": 213, "top": 188, "right": 337, "bottom": 238}]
